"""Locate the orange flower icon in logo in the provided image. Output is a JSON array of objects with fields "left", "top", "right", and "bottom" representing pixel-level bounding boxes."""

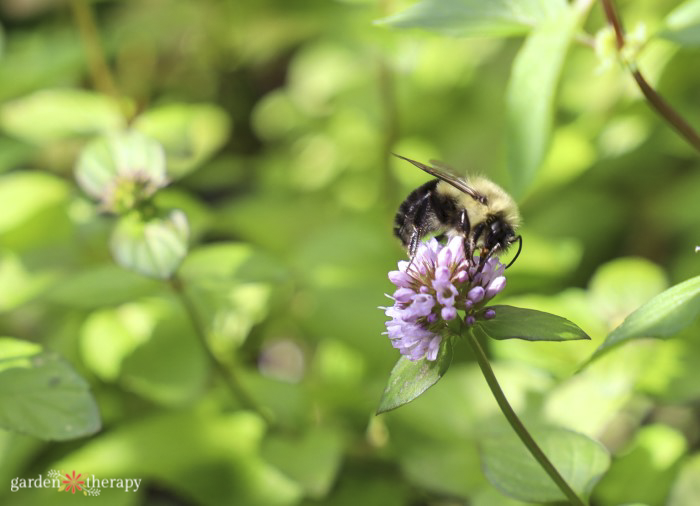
[{"left": 62, "top": 470, "right": 85, "bottom": 494}]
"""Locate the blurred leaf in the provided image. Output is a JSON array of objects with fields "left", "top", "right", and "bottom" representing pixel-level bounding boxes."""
[
  {"left": 79, "top": 303, "right": 155, "bottom": 382},
  {"left": 0, "top": 250, "right": 60, "bottom": 311},
  {"left": 377, "top": 0, "right": 566, "bottom": 37},
  {"left": 0, "top": 337, "right": 42, "bottom": 373},
  {"left": 0, "top": 342, "right": 100, "bottom": 441},
  {"left": 662, "top": 0, "right": 700, "bottom": 46},
  {"left": 262, "top": 426, "right": 345, "bottom": 499},
  {"left": 479, "top": 423, "right": 610, "bottom": 503},
  {"left": 51, "top": 411, "right": 302, "bottom": 505},
  {"left": 668, "top": 452, "right": 700, "bottom": 506},
  {"left": 0, "top": 136, "right": 33, "bottom": 174},
  {"left": 589, "top": 257, "right": 668, "bottom": 333},
  {"left": 589, "top": 275, "right": 700, "bottom": 363},
  {"left": 506, "top": 4, "right": 585, "bottom": 195},
  {"left": 0, "top": 89, "right": 124, "bottom": 143},
  {"left": 179, "top": 242, "right": 286, "bottom": 287},
  {"left": 399, "top": 439, "right": 484, "bottom": 499},
  {"left": 0, "top": 172, "right": 70, "bottom": 234},
  {"left": 45, "top": 264, "right": 161, "bottom": 308},
  {"left": 74, "top": 130, "right": 167, "bottom": 205},
  {"left": 594, "top": 425, "right": 686, "bottom": 505},
  {"left": 119, "top": 300, "right": 209, "bottom": 406},
  {"left": 477, "top": 305, "right": 590, "bottom": 342},
  {"left": 133, "top": 103, "right": 231, "bottom": 178},
  {"left": 110, "top": 209, "right": 189, "bottom": 280},
  {"left": 377, "top": 337, "right": 453, "bottom": 414}
]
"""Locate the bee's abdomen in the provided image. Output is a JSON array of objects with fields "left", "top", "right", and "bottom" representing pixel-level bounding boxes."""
[{"left": 394, "top": 179, "right": 449, "bottom": 248}]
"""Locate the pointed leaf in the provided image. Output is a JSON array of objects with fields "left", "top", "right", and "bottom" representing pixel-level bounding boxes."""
[
  {"left": 0, "top": 339, "right": 100, "bottom": 440},
  {"left": 377, "top": 0, "right": 565, "bottom": 37},
  {"left": 662, "top": 0, "right": 700, "bottom": 47},
  {"left": 377, "top": 337, "right": 453, "bottom": 414},
  {"left": 589, "top": 275, "right": 700, "bottom": 363},
  {"left": 476, "top": 305, "right": 590, "bottom": 341},
  {"left": 506, "top": 4, "right": 587, "bottom": 195},
  {"left": 480, "top": 423, "right": 610, "bottom": 502}
]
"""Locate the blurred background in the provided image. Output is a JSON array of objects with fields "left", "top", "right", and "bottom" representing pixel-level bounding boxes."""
[{"left": 0, "top": 0, "right": 699, "bottom": 504}]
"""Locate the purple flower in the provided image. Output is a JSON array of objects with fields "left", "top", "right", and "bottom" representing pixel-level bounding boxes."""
[{"left": 381, "top": 237, "right": 508, "bottom": 361}]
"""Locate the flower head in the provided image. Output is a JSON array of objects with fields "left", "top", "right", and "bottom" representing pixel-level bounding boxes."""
[{"left": 382, "top": 237, "right": 507, "bottom": 361}]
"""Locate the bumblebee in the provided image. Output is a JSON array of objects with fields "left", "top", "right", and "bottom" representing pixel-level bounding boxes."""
[{"left": 393, "top": 154, "right": 522, "bottom": 268}]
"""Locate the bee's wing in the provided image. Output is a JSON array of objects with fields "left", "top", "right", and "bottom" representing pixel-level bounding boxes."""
[{"left": 393, "top": 154, "right": 487, "bottom": 204}]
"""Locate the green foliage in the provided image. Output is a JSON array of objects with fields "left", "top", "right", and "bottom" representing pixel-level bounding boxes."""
[
  {"left": 479, "top": 423, "right": 610, "bottom": 502},
  {"left": 477, "top": 305, "right": 591, "bottom": 342},
  {"left": 1, "top": 0, "right": 700, "bottom": 504},
  {"left": 506, "top": 3, "right": 585, "bottom": 195},
  {"left": 590, "top": 274, "right": 700, "bottom": 362},
  {"left": 0, "top": 338, "right": 100, "bottom": 440},
  {"left": 378, "top": 0, "right": 566, "bottom": 37},
  {"left": 377, "top": 337, "right": 453, "bottom": 414}
]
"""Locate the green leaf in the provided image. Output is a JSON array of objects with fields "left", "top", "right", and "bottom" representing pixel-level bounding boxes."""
[
  {"left": 377, "top": 337, "right": 453, "bottom": 414},
  {"left": 133, "top": 103, "right": 231, "bottom": 179},
  {"left": 476, "top": 305, "right": 590, "bottom": 341},
  {"left": 0, "top": 172, "right": 70, "bottom": 235},
  {"left": 506, "top": 4, "right": 586, "bottom": 195},
  {"left": 45, "top": 264, "right": 161, "bottom": 308},
  {"left": 662, "top": 0, "right": 700, "bottom": 47},
  {"left": 110, "top": 209, "right": 189, "bottom": 280},
  {"left": 377, "top": 0, "right": 566, "bottom": 37},
  {"left": 0, "top": 340, "right": 100, "bottom": 440},
  {"left": 262, "top": 427, "right": 345, "bottom": 499},
  {"left": 119, "top": 300, "right": 209, "bottom": 406},
  {"left": 0, "top": 337, "right": 42, "bottom": 372},
  {"left": 594, "top": 425, "right": 685, "bottom": 505},
  {"left": 589, "top": 275, "right": 700, "bottom": 363},
  {"left": 0, "top": 89, "right": 124, "bottom": 143},
  {"left": 479, "top": 423, "right": 610, "bottom": 503}
]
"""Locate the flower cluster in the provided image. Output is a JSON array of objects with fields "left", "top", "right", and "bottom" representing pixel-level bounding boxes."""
[{"left": 382, "top": 236, "right": 507, "bottom": 361}]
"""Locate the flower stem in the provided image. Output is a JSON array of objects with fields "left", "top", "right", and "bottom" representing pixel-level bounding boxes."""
[
  {"left": 600, "top": 0, "right": 700, "bottom": 154},
  {"left": 169, "top": 275, "right": 274, "bottom": 426},
  {"left": 464, "top": 325, "right": 586, "bottom": 506},
  {"left": 69, "top": 0, "right": 132, "bottom": 121}
]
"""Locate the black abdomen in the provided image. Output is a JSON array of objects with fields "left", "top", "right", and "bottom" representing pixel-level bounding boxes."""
[{"left": 394, "top": 180, "right": 458, "bottom": 251}]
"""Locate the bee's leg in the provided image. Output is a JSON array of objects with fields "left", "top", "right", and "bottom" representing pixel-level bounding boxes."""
[{"left": 458, "top": 209, "right": 474, "bottom": 260}]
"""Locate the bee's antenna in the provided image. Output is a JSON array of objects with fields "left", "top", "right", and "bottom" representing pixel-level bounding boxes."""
[{"left": 504, "top": 236, "right": 522, "bottom": 269}]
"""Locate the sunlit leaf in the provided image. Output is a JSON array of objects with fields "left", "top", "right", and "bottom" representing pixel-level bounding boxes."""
[
  {"left": 589, "top": 275, "right": 700, "bottom": 363},
  {"left": 0, "top": 172, "right": 70, "bottom": 234},
  {"left": 377, "top": 0, "right": 566, "bottom": 37},
  {"left": 0, "top": 340, "right": 100, "bottom": 440},
  {"left": 51, "top": 411, "right": 302, "bottom": 505},
  {"left": 668, "top": 452, "right": 700, "bottom": 506},
  {"left": 476, "top": 305, "right": 590, "bottom": 342},
  {"left": 377, "top": 337, "right": 453, "bottom": 414},
  {"left": 594, "top": 425, "right": 686, "bottom": 505},
  {"left": 119, "top": 301, "right": 209, "bottom": 406},
  {"left": 0, "top": 89, "right": 124, "bottom": 143},
  {"left": 110, "top": 209, "right": 189, "bottom": 280},
  {"left": 45, "top": 264, "right": 161, "bottom": 308},
  {"left": 262, "top": 427, "right": 345, "bottom": 499},
  {"left": 133, "top": 103, "right": 231, "bottom": 178},
  {"left": 479, "top": 423, "right": 610, "bottom": 503},
  {"left": 506, "top": 4, "right": 587, "bottom": 195},
  {"left": 662, "top": 0, "right": 700, "bottom": 46}
]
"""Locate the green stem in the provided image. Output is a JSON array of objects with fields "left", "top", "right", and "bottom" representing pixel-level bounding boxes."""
[
  {"left": 600, "top": 0, "right": 700, "bottom": 154},
  {"left": 464, "top": 325, "right": 586, "bottom": 506},
  {"left": 70, "top": 0, "right": 132, "bottom": 121},
  {"left": 169, "top": 275, "right": 274, "bottom": 426}
]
